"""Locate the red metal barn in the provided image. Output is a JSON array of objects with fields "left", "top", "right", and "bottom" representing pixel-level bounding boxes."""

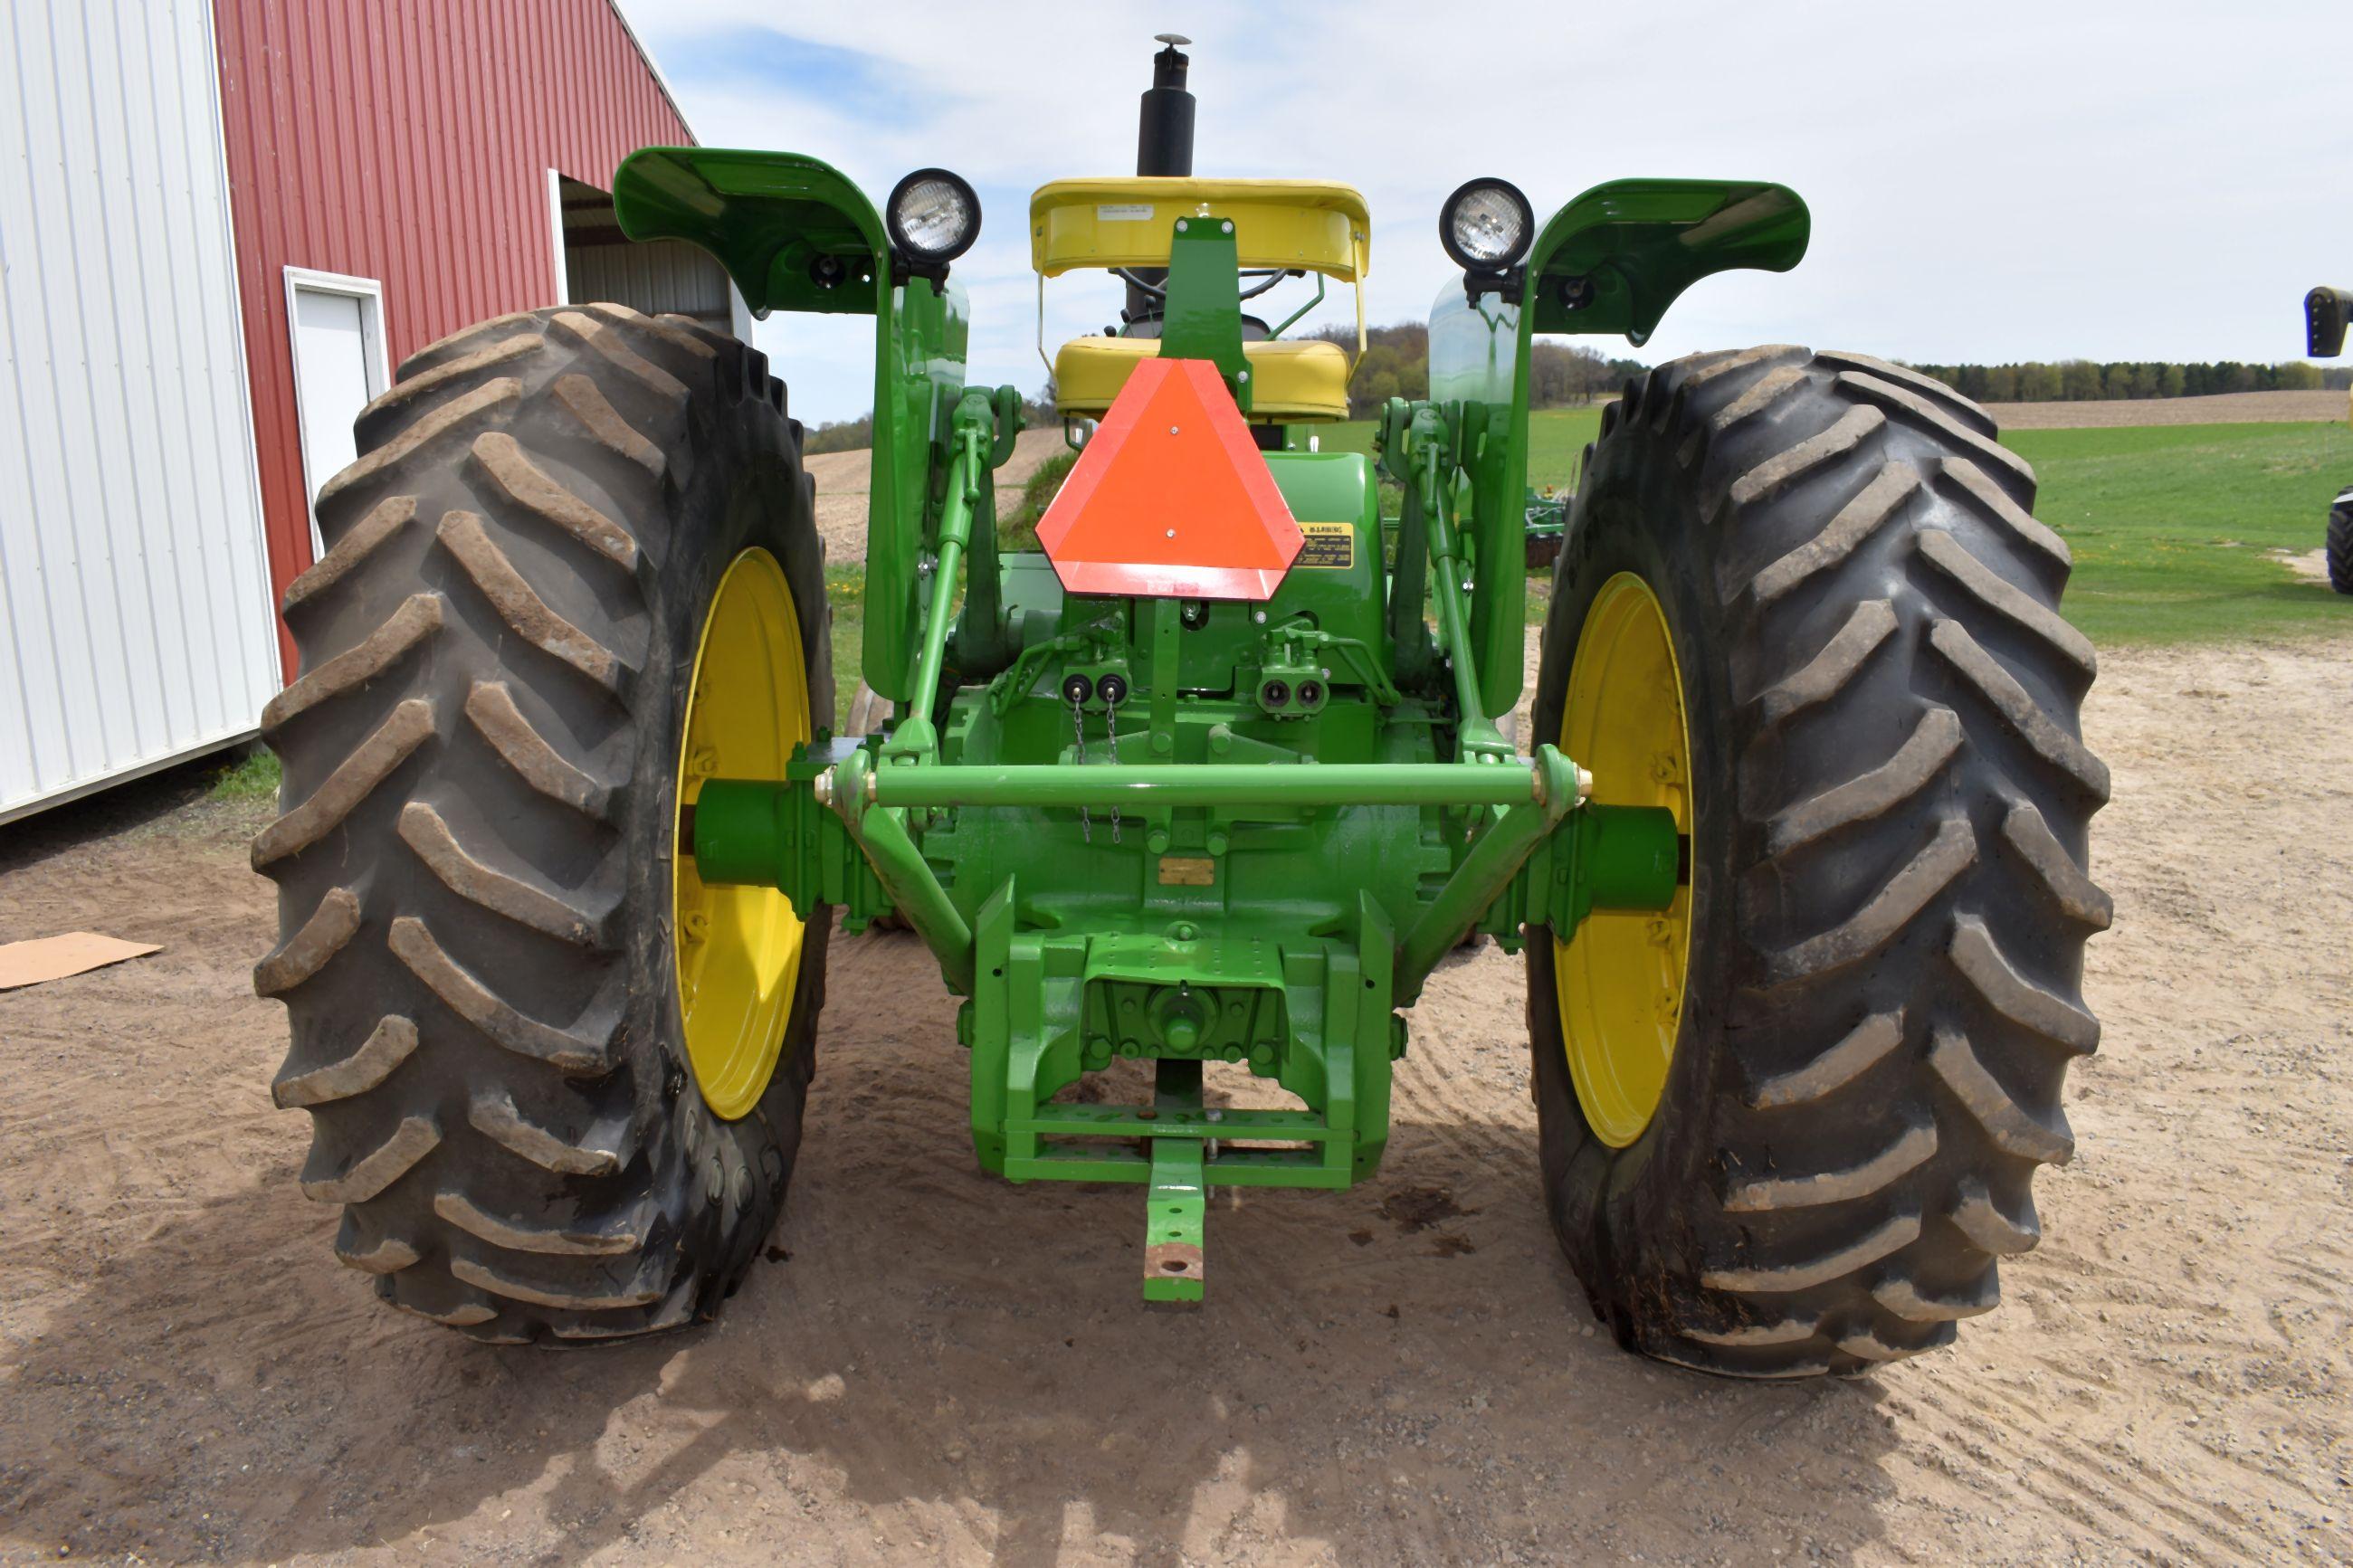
[
  {"left": 1, "top": 0, "right": 734, "bottom": 822},
  {"left": 214, "top": 0, "right": 739, "bottom": 667}
]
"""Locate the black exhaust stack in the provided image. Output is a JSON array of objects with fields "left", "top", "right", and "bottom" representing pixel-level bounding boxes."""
[
  {"left": 1124, "top": 34, "right": 1196, "bottom": 330},
  {"left": 1137, "top": 34, "right": 1196, "bottom": 177}
]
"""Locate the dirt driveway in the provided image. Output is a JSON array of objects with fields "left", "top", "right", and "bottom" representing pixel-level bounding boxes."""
[{"left": 3, "top": 631, "right": 2349, "bottom": 1567}]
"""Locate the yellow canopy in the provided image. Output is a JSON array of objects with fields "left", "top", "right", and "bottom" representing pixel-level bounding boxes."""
[
  {"left": 1054, "top": 337, "right": 1352, "bottom": 423},
  {"left": 1029, "top": 177, "right": 1371, "bottom": 280}
]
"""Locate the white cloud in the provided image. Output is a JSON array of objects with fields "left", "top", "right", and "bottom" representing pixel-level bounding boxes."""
[{"left": 618, "top": 0, "right": 2353, "bottom": 423}]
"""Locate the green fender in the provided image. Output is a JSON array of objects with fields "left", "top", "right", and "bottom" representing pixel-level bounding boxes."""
[
  {"left": 1449, "top": 179, "right": 1806, "bottom": 722},
  {"left": 1522, "top": 177, "right": 1810, "bottom": 347},
  {"left": 614, "top": 147, "right": 969, "bottom": 704},
  {"left": 612, "top": 147, "right": 888, "bottom": 317}
]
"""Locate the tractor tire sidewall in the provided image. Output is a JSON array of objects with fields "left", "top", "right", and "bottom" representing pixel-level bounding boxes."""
[
  {"left": 619, "top": 371, "right": 833, "bottom": 1316},
  {"left": 1528, "top": 458, "right": 1739, "bottom": 1335}
]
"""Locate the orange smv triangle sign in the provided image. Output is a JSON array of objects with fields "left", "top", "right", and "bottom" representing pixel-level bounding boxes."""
[{"left": 1034, "top": 357, "right": 1303, "bottom": 600}]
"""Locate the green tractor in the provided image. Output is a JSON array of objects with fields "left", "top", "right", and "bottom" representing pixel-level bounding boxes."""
[
  {"left": 2304, "top": 285, "right": 2353, "bottom": 594},
  {"left": 255, "top": 37, "right": 2108, "bottom": 1376}
]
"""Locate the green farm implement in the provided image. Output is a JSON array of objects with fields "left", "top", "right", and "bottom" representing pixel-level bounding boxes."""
[
  {"left": 1523, "top": 487, "right": 1569, "bottom": 568},
  {"left": 257, "top": 37, "right": 2109, "bottom": 1376}
]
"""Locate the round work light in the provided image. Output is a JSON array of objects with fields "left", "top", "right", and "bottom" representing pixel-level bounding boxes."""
[
  {"left": 886, "top": 168, "right": 981, "bottom": 267},
  {"left": 1439, "top": 177, "right": 1534, "bottom": 273}
]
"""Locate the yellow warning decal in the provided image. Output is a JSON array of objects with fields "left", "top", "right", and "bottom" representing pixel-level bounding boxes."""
[{"left": 1295, "top": 520, "right": 1354, "bottom": 569}]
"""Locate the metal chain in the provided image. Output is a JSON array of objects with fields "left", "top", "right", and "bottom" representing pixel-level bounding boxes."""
[
  {"left": 1103, "top": 685, "right": 1122, "bottom": 844},
  {"left": 1070, "top": 692, "right": 1092, "bottom": 844}
]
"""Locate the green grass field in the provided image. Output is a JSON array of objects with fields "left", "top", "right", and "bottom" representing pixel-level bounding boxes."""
[
  {"left": 1323, "top": 408, "right": 2350, "bottom": 647},
  {"left": 2004, "top": 422, "right": 2349, "bottom": 645},
  {"left": 823, "top": 411, "right": 2350, "bottom": 709},
  {"left": 1318, "top": 406, "right": 1605, "bottom": 494}
]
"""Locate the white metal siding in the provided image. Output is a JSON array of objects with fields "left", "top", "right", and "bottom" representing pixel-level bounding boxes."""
[
  {"left": 0, "top": 0, "right": 280, "bottom": 823},
  {"left": 565, "top": 237, "right": 735, "bottom": 326}
]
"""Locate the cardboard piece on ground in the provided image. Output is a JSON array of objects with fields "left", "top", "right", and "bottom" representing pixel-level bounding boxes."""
[{"left": 0, "top": 932, "right": 163, "bottom": 991}]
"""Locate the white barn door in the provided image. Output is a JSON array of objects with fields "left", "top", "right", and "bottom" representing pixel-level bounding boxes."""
[{"left": 284, "top": 270, "right": 389, "bottom": 562}]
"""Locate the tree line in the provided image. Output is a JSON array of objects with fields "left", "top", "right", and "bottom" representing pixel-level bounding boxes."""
[
  {"left": 1906, "top": 359, "right": 2351, "bottom": 404},
  {"left": 802, "top": 342, "right": 2350, "bottom": 451},
  {"left": 802, "top": 325, "right": 1644, "bottom": 449}
]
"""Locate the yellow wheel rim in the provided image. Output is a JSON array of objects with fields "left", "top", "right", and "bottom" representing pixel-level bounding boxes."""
[
  {"left": 672, "top": 548, "right": 811, "bottom": 1120},
  {"left": 1553, "top": 572, "right": 1693, "bottom": 1147}
]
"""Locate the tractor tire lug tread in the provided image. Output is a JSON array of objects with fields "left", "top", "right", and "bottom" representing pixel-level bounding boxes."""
[
  {"left": 462, "top": 679, "right": 619, "bottom": 822},
  {"left": 1744, "top": 1008, "right": 1903, "bottom": 1109},
  {"left": 282, "top": 496, "right": 416, "bottom": 614},
  {"left": 272, "top": 1015, "right": 419, "bottom": 1107},
  {"left": 1812, "top": 350, "right": 2000, "bottom": 436},
  {"left": 552, "top": 373, "right": 666, "bottom": 481},
  {"left": 434, "top": 508, "right": 635, "bottom": 698},
  {"left": 1755, "top": 597, "right": 1896, "bottom": 727},
  {"left": 1722, "top": 1118, "right": 1939, "bottom": 1212},
  {"left": 1916, "top": 527, "right": 2096, "bottom": 676},
  {"left": 1934, "top": 456, "right": 2072, "bottom": 575},
  {"left": 1998, "top": 801, "right": 2113, "bottom": 929},
  {"left": 1833, "top": 369, "right": 2036, "bottom": 494},
  {"left": 397, "top": 801, "right": 612, "bottom": 947},
  {"left": 252, "top": 886, "right": 363, "bottom": 997},
  {"left": 1731, "top": 457, "right": 1919, "bottom": 605},
  {"left": 1529, "top": 346, "right": 2105, "bottom": 1377},
  {"left": 261, "top": 593, "right": 444, "bottom": 730},
  {"left": 254, "top": 304, "right": 831, "bottom": 1342},
  {"left": 360, "top": 333, "right": 543, "bottom": 439},
  {"left": 317, "top": 378, "right": 520, "bottom": 510},
  {"left": 334, "top": 1217, "right": 422, "bottom": 1275},
  {"left": 470, "top": 431, "right": 642, "bottom": 572},
  {"left": 1765, "top": 706, "right": 1960, "bottom": 857},
  {"left": 300, "top": 1114, "right": 440, "bottom": 1203},
  {"left": 397, "top": 311, "right": 543, "bottom": 380},
  {"left": 468, "top": 1085, "right": 630, "bottom": 1175},
  {"left": 251, "top": 698, "right": 436, "bottom": 866}
]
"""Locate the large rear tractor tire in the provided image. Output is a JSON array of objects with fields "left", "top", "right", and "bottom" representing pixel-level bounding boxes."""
[
  {"left": 2327, "top": 487, "right": 2352, "bottom": 595},
  {"left": 1528, "top": 347, "right": 2110, "bottom": 1378},
  {"left": 253, "top": 303, "right": 833, "bottom": 1342}
]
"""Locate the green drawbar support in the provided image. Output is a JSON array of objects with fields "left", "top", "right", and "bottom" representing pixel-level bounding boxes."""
[
  {"left": 870, "top": 759, "right": 1550, "bottom": 811},
  {"left": 1144, "top": 1061, "right": 1207, "bottom": 1305}
]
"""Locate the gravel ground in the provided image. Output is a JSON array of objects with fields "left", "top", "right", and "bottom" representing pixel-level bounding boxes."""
[{"left": 1, "top": 631, "right": 2348, "bottom": 1566}]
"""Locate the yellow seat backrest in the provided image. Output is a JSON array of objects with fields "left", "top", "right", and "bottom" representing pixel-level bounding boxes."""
[
  {"left": 1053, "top": 337, "right": 1351, "bottom": 423},
  {"left": 1030, "top": 178, "right": 1371, "bottom": 281}
]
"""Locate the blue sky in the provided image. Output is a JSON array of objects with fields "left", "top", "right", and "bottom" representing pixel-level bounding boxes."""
[{"left": 615, "top": 0, "right": 2353, "bottom": 426}]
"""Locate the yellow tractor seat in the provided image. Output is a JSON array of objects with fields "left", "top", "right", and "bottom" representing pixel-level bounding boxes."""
[{"left": 1053, "top": 337, "right": 1350, "bottom": 423}]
